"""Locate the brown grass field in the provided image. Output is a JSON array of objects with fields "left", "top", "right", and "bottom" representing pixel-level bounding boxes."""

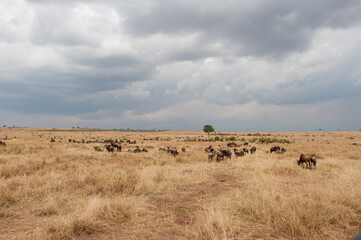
[{"left": 0, "top": 128, "right": 360, "bottom": 240}]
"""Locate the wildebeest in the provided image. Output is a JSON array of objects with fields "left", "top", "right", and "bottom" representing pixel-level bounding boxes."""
[
  {"left": 181, "top": 147, "right": 186, "bottom": 152},
  {"left": 250, "top": 146, "right": 256, "bottom": 154},
  {"left": 159, "top": 147, "right": 167, "bottom": 152},
  {"left": 105, "top": 145, "right": 114, "bottom": 153},
  {"left": 111, "top": 142, "right": 122, "bottom": 152},
  {"left": 50, "top": 138, "right": 55, "bottom": 143},
  {"left": 217, "top": 150, "right": 232, "bottom": 162},
  {"left": 234, "top": 149, "right": 245, "bottom": 157},
  {"left": 133, "top": 146, "right": 142, "bottom": 153},
  {"left": 270, "top": 146, "right": 286, "bottom": 154},
  {"left": 168, "top": 147, "right": 179, "bottom": 157},
  {"left": 242, "top": 148, "right": 249, "bottom": 154},
  {"left": 0, "top": 141, "right": 6, "bottom": 147},
  {"left": 205, "top": 146, "right": 214, "bottom": 153},
  {"left": 208, "top": 151, "right": 216, "bottom": 161},
  {"left": 94, "top": 146, "right": 102, "bottom": 152},
  {"left": 298, "top": 154, "right": 317, "bottom": 169},
  {"left": 227, "top": 142, "right": 238, "bottom": 148},
  {"left": 270, "top": 146, "right": 280, "bottom": 153}
]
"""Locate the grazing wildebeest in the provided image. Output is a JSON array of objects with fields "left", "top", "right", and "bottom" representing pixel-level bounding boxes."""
[
  {"left": 111, "top": 142, "right": 122, "bottom": 152},
  {"left": 169, "top": 148, "right": 179, "bottom": 157},
  {"left": 105, "top": 145, "right": 114, "bottom": 153},
  {"left": 94, "top": 146, "right": 102, "bottom": 152},
  {"left": 205, "top": 146, "right": 214, "bottom": 152},
  {"left": 234, "top": 149, "right": 245, "bottom": 157},
  {"left": 244, "top": 142, "right": 249, "bottom": 146},
  {"left": 242, "top": 148, "right": 249, "bottom": 154},
  {"left": 270, "top": 146, "right": 286, "bottom": 154},
  {"left": 270, "top": 146, "right": 280, "bottom": 153},
  {"left": 250, "top": 146, "right": 256, "bottom": 154},
  {"left": 181, "top": 147, "right": 186, "bottom": 152},
  {"left": 133, "top": 146, "right": 142, "bottom": 153},
  {"left": 227, "top": 142, "right": 238, "bottom": 148},
  {"left": 208, "top": 152, "right": 216, "bottom": 161},
  {"left": 0, "top": 141, "right": 6, "bottom": 147},
  {"left": 217, "top": 150, "right": 232, "bottom": 162},
  {"left": 298, "top": 154, "right": 317, "bottom": 169},
  {"left": 50, "top": 138, "right": 55, "bottom": 143}
]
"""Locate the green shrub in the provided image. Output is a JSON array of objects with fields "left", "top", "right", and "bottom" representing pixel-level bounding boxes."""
[{"left": 228, "top": 136, "right": 236, "bottom": 141}]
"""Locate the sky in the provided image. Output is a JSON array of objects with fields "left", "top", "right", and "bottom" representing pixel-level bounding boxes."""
[{"left": 0, "top": 0, "right": 361, "bottom": 131}]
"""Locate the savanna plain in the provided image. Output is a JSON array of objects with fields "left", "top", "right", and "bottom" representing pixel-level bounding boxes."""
[{"left": 0, "top": 128, "right": 360, "bottom": 240}]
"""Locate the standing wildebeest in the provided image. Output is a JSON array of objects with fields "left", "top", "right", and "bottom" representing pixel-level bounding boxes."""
[
  {"left": 227, "top": 142, "right": 238, "bottom": 148},
  {"left": 234, "top": 149, "right": 245, "bottom": 157},
  {"left": 50, "top": 138, "right": 55, "bottom": 143},
  {"left": 0, "top": 141, "right": 6, "bottom": 147},
  {"left": 169, "top": 148, "right": 179, "bottom": 157},
  {"left": 205, "top": 146, "right": 214, "bottom": 153},
  {"left": 250, "top": 146, "right": 256, "bottom": 154},
  {"left": 242, "top": 148, "right": 249, "bottom": 154},
  {"left": 208, "top": 152, "right": 216, "bottom": 161},
  {"left": 270, "top": 146, "right": 280, "bottom": 153},
  {"left": 217, "top": 150, "right": 232, "bottom": 162},
  {"left": 181, "top": 147, "right": 186, "bottom": 152},
  {"left": 270, "top": 146, "right": 286, "bottom": 154},
  {"left": 105, "top": 145, "right": 114, "bottom": 153},
  {"left": 298, "top": 154, "right": 317, "bottom": 169},
  {"left": 111, "top": 142, "right": 122, "bottom": 152}
]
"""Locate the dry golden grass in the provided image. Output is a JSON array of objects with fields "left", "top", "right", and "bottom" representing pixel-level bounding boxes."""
[{"left": 0, "top": 128, "right": 360, "bottom": 239}]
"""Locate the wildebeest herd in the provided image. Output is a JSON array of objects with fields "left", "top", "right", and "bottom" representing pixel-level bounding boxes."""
[{"left": 0, "top": 135, "right": 317, "bottom": 170}]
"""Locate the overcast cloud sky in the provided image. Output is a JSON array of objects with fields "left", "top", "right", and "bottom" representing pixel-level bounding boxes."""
[{"left": 0, "top": 0, "right": 361, "bottom": 131}]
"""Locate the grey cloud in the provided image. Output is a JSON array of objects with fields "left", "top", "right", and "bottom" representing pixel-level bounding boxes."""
[
  {"left": 1, "top": 0, "right": 361, "bottom": 130},
  {"left": 123, "top": 0, "right": 361, "bottom": 58}
]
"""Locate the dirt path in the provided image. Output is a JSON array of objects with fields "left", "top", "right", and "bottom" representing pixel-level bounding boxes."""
[{"left": 87, "top": 168, "right": 245, "bottom": 240}]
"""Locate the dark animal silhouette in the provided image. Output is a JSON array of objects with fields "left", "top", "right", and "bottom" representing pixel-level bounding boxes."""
[
  {"left": 111, "top": 142, "right": 122, "bottom": 152},
  {"left": 227, "top": 142, "right": 238, "bottom": 148},
  {"left": 94, "top": 146, "right": 102, "bottom": 152},
  {"left": 250, "top": 146, "right": 256, "bottom": 154},
  {"left": 205, "top": 146, "right": 214, "bottom": 152},
  {"left": 234, "top": 149, "right": 244, "bottom": 157},
  {"left": 0, "top": 141, "right": 6, "bottom": 147},
  {"left": 270, "top": 146, "right": 280, "bottom": 153},
  {"left": 217, "top": 150, "right": 232, "bottom": 162},
  {"left": 270, "top": 146, "right": 286, "bottom": 154},
  {"left": 208, "top": 152, "right": 216, "bottom": 161},
  {"left": 105, "top": 145, "right": 114, "bottom": 153},
  {"left": 298, "top": 154, "right": 317, "bottom": 169}
]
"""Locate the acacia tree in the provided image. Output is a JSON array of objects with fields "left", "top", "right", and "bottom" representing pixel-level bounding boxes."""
[{"left": 203, "top": 124, "right": 215, "bottom": 137}]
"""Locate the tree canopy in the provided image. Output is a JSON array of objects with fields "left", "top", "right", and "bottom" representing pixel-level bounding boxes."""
[{"left": 203, "top": 124, "right": 215, "bottom": 135}]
